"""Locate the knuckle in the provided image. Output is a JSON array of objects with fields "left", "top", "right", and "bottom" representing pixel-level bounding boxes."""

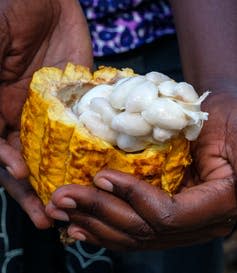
[
  {"left": 89, "top": 200, "right": 100, "bottom": 215},
  {"left": 152, "top": 203, "right": 176, "bottom": 230},
  {"left": 72, "top": 213, "right": 94, "bottom": 230},
  {"left": 113, "top": 175, "right": 140, "bottom": 201},
  {"left": 160, "top": 214, "right": 176, "bottom": 228},
  {"left": 87, "top": 189, "right": 103, "bottom": 215},
  {"left": 119, "top": 210, "right": 154, "bottom": 237},
  {"left": 80, "top": 217, "right": 92, "bottom": 229},
  {"left": 133, "top": 221, "right": 155, "bottom": 238},
  {"left": 122, "top": 184, "right": 137, "bottom": 201}
]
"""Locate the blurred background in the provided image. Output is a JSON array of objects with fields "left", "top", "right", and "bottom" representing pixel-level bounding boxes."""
[{"left": 224, "top": 228, "right": 237, "bottom": 273}]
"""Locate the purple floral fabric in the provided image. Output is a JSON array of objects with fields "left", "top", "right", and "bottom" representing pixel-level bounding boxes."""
[{"left": 80, "top": 0, "right": 175, "bottom": 56}]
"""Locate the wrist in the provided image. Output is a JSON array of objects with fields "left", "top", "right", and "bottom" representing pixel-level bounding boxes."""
[{"left": 192, "top": 76, "right": 237, "bottom": 97}]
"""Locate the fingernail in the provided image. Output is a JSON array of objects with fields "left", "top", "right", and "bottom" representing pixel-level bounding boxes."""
[
  {"left": 71, "top": 232, "right": 86, "bottom": 241},
  {"left": 6, "top": 166, "right": 15, "bottom": 177},
  {"left": 94, "top": 178, "right": 113, "bottom": 192},
  {"left": 60, "top": 197, "right": 77, "bottom": 208},
  {"left": 53, "top": 211, "right": 70, "bottom": 222}
]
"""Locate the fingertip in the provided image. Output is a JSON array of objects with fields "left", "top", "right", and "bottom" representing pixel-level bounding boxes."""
[
  {"left": 50, "top": 186, "right": 69, "bottom": 205},
  {"left": 67, "top": 225, "right": 87, "bottom": 241},
  {"left": 96, "top": 169, "right": 138, "bottom": 183},
  {"left": 47, "top": 197, "right": 77, "bottom": 209},
  {"left": 94, "top": 177, "right": 113, "bottom": 192},
  {"left": 58, "top": 197, "right": 77, "bottom": 208},
  {"left": 67, "top": 224, "right": 85, "bottom": 236},
  {"left": 45, "top": 201, "right": 70, "bottom": 222},
  {"left": 6, "top": 161, "right": 29, "bottom": 180},
  {"left": 23, "top": 201, "right": 53, "bottom": 229},
  {"left": 6, "top": 166, "right": 15, "bottom": 177},
  {"left": 31, "top": 215, "right": 53, "bottom": 230},
  {"left": 50, "top": 184, "right": 82, "bottom": 205}
]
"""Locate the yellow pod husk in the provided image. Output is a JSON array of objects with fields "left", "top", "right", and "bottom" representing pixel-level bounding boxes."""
[{"left": 20, "top": 63, "right": 191, "bottom": 205}]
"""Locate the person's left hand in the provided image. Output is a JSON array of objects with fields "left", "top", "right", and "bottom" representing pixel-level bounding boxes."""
[
  {"left": 0, "top": 0, "right": 93, "bottom": 229},
  {"left": 0, "top": 0, "right": 92, "bottom": 179}
]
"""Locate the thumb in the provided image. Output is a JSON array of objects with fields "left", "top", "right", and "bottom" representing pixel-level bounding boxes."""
[
  {"left": 0, "top": 138, "right": 29, "bottom": 179},
  {"left": 94, "top": 169, "right": 237, "bottom": 231},
  {"left": 94, "top": 169, "right": 169, "bottom": 203},
  {"left": 94, "top": 169, "right": 145, "bottom": 193}
]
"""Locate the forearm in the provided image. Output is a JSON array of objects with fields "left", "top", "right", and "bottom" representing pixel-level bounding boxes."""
[
  {"left": 56, "top": 0, "right": 93, "bottom": 69},
  {"left": 0, "top": 0, "right": 93, "bottom": 74},
  {"left": 169, "top": 0, "right": 237, "bottom": 93}
]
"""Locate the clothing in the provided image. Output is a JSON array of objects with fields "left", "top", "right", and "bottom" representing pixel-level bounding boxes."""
[
  {"left": 94, "top": 34, "right": 182, "bottom": 78},
  {"left": 80, "top": 0, "right": 175, "bottom": 56}
]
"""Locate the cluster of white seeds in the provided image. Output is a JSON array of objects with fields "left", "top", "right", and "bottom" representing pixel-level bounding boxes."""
[{"left": 72, "top": 72, "right": 209, "bottom": 152}]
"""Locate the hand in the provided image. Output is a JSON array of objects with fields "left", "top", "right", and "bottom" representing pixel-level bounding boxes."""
[
  {"left": 46, "top": 90, "right": 237, "bottom": 250},
  {"left": 0, "top": 0, "right": 92, "bottom": 178},
  {"left": 0, "top": 0, "right": 93, "bottom": 228}
]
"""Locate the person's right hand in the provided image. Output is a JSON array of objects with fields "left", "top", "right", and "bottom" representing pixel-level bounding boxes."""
[
  {"left": 45, "top": 89, "right": 237, "bottom": 249},
  {"left": 0, "top": 0, "right": 93, "bottom": 228}
]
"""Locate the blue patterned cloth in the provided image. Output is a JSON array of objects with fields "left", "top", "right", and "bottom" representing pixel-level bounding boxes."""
[{"left": 80, "top": 0, "right": 175, "bottom": 56}]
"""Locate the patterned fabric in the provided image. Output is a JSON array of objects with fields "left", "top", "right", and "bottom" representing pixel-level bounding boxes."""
[
  {"left": 80, "top": 0, "right": 175, "bottom": 56},
  {"left": 0, "top": 187, "right": 113, "bottom": 273}
]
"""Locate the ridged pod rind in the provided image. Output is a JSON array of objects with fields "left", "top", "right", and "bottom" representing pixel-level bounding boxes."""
[{"left": 20, "top": 63, "right": 191, "bottom": 205}]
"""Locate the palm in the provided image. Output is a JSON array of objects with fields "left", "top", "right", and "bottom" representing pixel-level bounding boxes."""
[
  {"left": 191, "top": 91, "right": 236, "bottom": 185},
  {"left": 0, "top": 0, "right": 92, "bottom": 130}
]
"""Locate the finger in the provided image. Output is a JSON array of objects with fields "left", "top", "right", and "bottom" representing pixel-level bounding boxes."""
[
  {"left": 50, "top": 184, "right": 154, "bottom": 237},
  {"left": 0, "top": 138, "right": 29, "bottom": 179},
  {"left": 45, "top": 201, "right": 70, "bottom": 222},
  {"left": 66, "top": 213, "right": 141, "bottom": 251},
  {"left": 67, "top": 224, "right": 100, "bottom": 245},
  {"left": 7, "top": 131, "right": 22, "bottom": 150},
  {"left": 94, "top": 169, "right": 173, "bottom": 228},
  {"left": 94, "top": 170, "right": 237, "bottom": 231},
  {"left": 68, "top": 214, "right": 232, "bottom": 251},
  {"left": 0, "top": 167, "right": 52, "bottom": 229},
  {"left": 171, "top": 178, "right": 237, "bottom": 227}
]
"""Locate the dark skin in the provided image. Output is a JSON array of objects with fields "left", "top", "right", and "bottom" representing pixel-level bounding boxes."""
[
  {"left": 0, "top": 0, "right": 93, "bottom": 228},
  {"left": 45, "top": 0, "right": 237, "bottom": 250}
]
